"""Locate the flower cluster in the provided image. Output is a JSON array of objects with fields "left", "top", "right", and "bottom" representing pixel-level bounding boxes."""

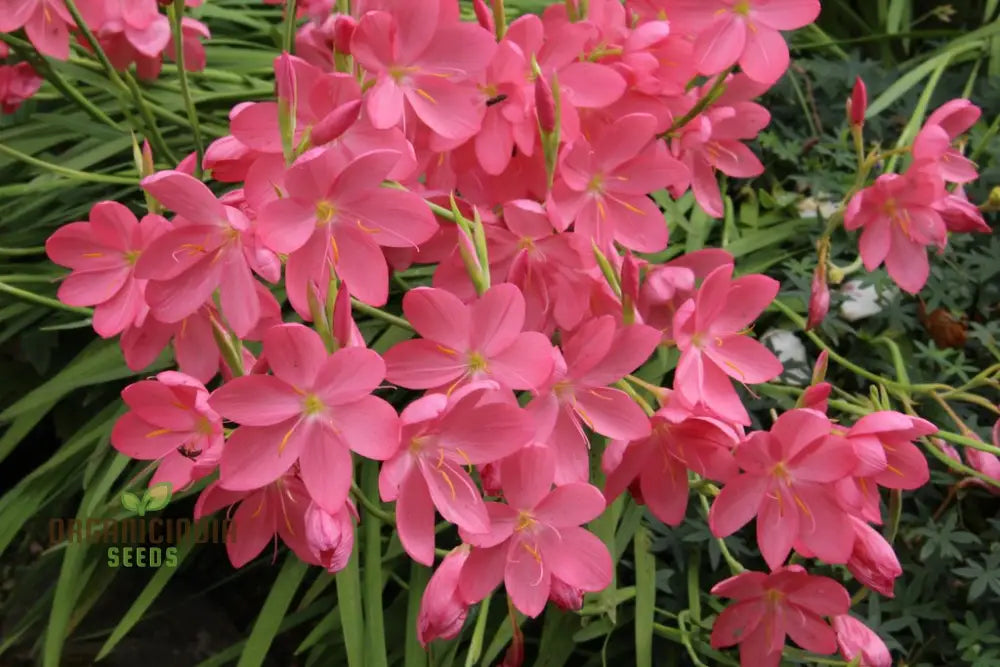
[
  {"left": 39, "top": 0, "right": 994, "bottom": 665},
  {"left": 0, "top": 0, "right": 209, "bottom": 113}
]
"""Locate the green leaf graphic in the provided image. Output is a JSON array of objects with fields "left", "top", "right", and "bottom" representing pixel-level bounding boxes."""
[
  {"left": 120, "top": 491, "right": 140, "bottom": 514},
  {"left": 142, "top": 483, "right": 173, "bottom": 513}
]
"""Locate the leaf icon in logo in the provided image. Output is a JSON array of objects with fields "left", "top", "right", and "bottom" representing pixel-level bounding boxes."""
[
  {"left": 142, "top": 482, "right": 173, "bottom": 513},
  {"left": 121, "top": 491, "right": 141, "bottom": 514}
]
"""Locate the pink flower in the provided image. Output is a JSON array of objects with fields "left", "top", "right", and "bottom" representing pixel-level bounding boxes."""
[
  {"left": 638, "top": 248, "right": 734, "bottom": 340},
  {"left": 379, "top": 382, "right": 534, "bottom": 565},
  {"left": 209, "top": 323, "right": 400, "bottom": 513},
  {"left": 685, "top": 0, "right": 821, "bottom": 84},
  {"left": 255, "top": 147, "right": 436, "bottom": 309},
  {"left": 603, "top": 407, "right": 739, "bottom": 525},
  {"left": 458, "top": 445, "right": 611, "bottom": 618},
  {"left": 672, "top": 264, "right": 783, "bottom": 425},
  {"left": 383, "top": 284, "right": 555, "bottom": 392},
  {"left": 136, "top": 170, "right": 278, "bottom": 337},
  {"left": 668, "top": 78, "right": 769, "bottom": 217},
  {"left": 551, "top": 112, "right": 686, "bottom": 253},
  {"left": 710, "top": 566, "right": 850, "bottom": 667},
  {"left": 418, "top": 546, "right": 471, "bottom": 646},
  {"left": 709, "top": 409, "right": 858, "bottom": 569},
  {"left": 0, "top": 0, "right": 74, "bottom": 59},
  {"left": 845, "top": 516, "right": 902, "bottom": 598},
  {"left": 111, "top": 371, "right": 223, "bottom": 490},
  {"left": 529, "top": 315, "right": 661, "bottom": 484},
  {"left": 46, "top": 201, "right": 169, "bottom": 337},
  {"left": 304, "top": 500, "right": 356, "bottom": 573},
  {"left": 832, "top": 615, "right": 892, "bottom": 667},
  {"left": 0, "top": 62, "right": 43, "bottom": 113},
  {"left": 195, "top": 473, "right": 319, "bottom": 568},
  {"left": 350, "top": 0, "right": 496, "bottom": 140},
  {"left": 837, "top": 411, "right": 937, "bottom": 523},
  {"left": 920, "top": 99, "right": 981, "bottom": 184},
  {"left": 844, "top": 170, "right": 948, "bottom": 294}
]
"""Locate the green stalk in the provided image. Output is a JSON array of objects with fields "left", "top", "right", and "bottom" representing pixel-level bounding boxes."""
[
  {"left": 349, "top": 298, "right": 414, "bottom": 332},
  {"left": 336, "top": 543, "right": 366, "bottom": 667},
  {"left": 0, "top": 247, "right": 46, "bottom": 257},
  {"left": 170, "top": 0, "right": 205, "bottom": 175},
  {"left": 0, "top": 281, "right": 92, "bottom": 315},
  {"left": 492, "top": 0, "right": 507, "bottom": 39},
  {"left": 362, "top": 461, "right": 388, "bottom": 667},
  {"left": 465, "top": 594, "right": 491, "bottom": 667},
  {"left": 284, "top": 0, "right": 299, "bottom": 53},
  {"left": 0, "top": 33, "right": 119, "bottom": 130},
  {"left": 404, "top": 560, "right": 429, "bottom": 667},
  {"left": 0, "top": 144, "right": 138, "bottom": 184},
  {"left": 62, "top": 0, "right": 175, "bottom": 163}
]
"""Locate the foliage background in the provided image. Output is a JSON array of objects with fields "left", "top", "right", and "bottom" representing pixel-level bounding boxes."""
[{"left": 1, "top": 1, "right": 999, "bottom": 665}]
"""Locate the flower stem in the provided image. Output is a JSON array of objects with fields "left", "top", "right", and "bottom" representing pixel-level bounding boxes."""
[
  {"left": 0, "top": 246, "right": 46, "bottom": 257},
  {"left": 349, "top": 298, "right": 414, "bottom": 332},
  {"left": 0, "top": 281, "right": 92, "bottom": 315},
  {"left": 663, "top": 67, "right": 734, "bottom": 137},
  {"left": 350, "top": 481, "right": 395, "bottom": 524},
  {"left": 284, "top": 0, "right": 299, "bottom": 53},
  {"left": 0, "top": 143, "right": 139, "bottom": 185},
  {"left": 170, "top": 0, "right": 205, "bottom": 176},
  {"left": 361, "top": 461, "right": 389, "bottom": 667}
]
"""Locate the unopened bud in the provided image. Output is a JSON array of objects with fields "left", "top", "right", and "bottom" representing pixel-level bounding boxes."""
[
  {"left": 305, "top": 501, "right": 354, "bottom": 573},
  {"left": 535, "top": 74, "right": 556, "bottom": 133},
  {"left": 472, "top": 0, "right": 495, "bottom": 33},
  {"left": 847, "top": 76, "right": 867, "bottom": 128},
  {"left": 333, "top": 14, "right": 356, "bottom": 55},
  {"left": 806, "top": 264, "right": 830, "bottom": 331},
  {"left": 811, "top": 349, "right": 829, "bottom": 385}
]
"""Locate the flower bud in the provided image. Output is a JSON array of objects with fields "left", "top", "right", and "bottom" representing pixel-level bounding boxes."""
[
  {"left": 806, "top": 264, "right": 830, "bottom": 331},
  {"left": 832, "top": 615, "right": 892, "bottom": 667},
  {"left": 418, "top": 547, "right": 471, "bottom": 646},
  {"left": 305, "top": 501, "right": 355, "bottom": 573},
  {"left": 472, "top": 0, "right": 495, "bottom": 33},
  {"left": 535, "top": 74, "right": 557, "bottom": 133},
  {"left": 333, "top": 14, "right": 356, "bottom": 55},
  {"left": 846, "top": 517, "right": 902, "bottom": 598},
  {"left": 847, "top": 76, "right": 867, "bottom": 128},
  {"left": 549, "top": 575, "right": 584, "bottom": 611}
]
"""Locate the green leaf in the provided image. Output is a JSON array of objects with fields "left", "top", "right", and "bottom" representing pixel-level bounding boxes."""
[
  {"left": 94, "top": 521, "right": 201, "bottom": 660},
  {"left": 120, "top": 491, "right": 140, "bottom": 513},
  {"left": 337, "top": 542, "right": 366, "bottom": 667},
  {"left": 236, "top": 554, "right": 310, "bottom": 667},
  {"left": 142, "top": 481, "right": 173, "bottom": 512},
  {"left": 634, "top": 526, "right": 655, "bottom": 667}
]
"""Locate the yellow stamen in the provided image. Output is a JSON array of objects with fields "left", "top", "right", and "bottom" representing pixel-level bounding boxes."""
[
  {"left": 437, "top": 344, "right": 458, "bottom": 356},
  {"left": 356, "top": 220, "right": 379, "bottom": 233},
  {"left": 278, "top": 425, "right": 296, "bottom": 453},
  {"left": 330, "top": 235, "right": 340, "bottom": 264},
  {"left": 437, "top": 468, "right": 457, "bottom": 500},
  {"left": 250, "top": 495, "right": 266, "bottom": 518},
  {"left": 521, "top": 541, "right": 543, "bottom": 562},
  {"left": 316, "top": 200, "right": 337, "bottom": 224},
  {"left": 82, "top": 252, "right": 104, "bottom": 258},
  {"left": 145, "top": 428, "right": 171, "bottom": 438},
  {"left": 416, "top": 88, "right": 437, "bottom": 104}
]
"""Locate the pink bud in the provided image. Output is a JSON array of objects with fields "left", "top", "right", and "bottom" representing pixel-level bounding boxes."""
[
  {"left": 479, "top": 461, "right": 502, "bottom": 496},
  {"left": 535, "top": 74, "right": 556, "bottom": 133},
  {"left": 333, "top": 14, "right": 356, "bottom": 55},
  {"left": 472, "top": 0, "right": 495, "bottom": 33},
  {"left": 621, "top": 251, "right": 643, "bottom": 304},
  {"left": 847, "top": 76, "right": 867, "bottom": 128},
  {"left": 305, "top": 501, "right": 355, "bottom": 573},
  {"left": 310, "top": 99, "right": 362, "bottom": 145},
  {"left": 846, "top": 517, "right": 902, "bottom": 598},
  {"left": 811, "top": 349, "right": 829, "bottom": 385},
  {"left": 549, "top": 576, "right": 584, "bottom": 611},
  {"left": 418, "top": 547, "right": 471, "bottom": 646},
  {"left": 141, "top": 139, "right": 154, "bottom": 174},
  {"left": 832, "top": 615, "right": 892, "bottom": 667},
  {"left": 275, "top": 52, "right": 296, "bottom": 106},
  {"left": 806, "top": 265, "right": 830, "bottom": 330},
  {"left": 964, "top": 447, "right": 1000, "bottom": 496}
]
